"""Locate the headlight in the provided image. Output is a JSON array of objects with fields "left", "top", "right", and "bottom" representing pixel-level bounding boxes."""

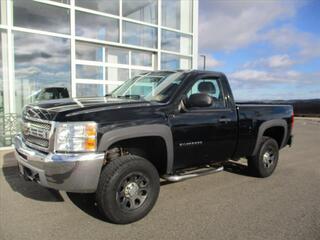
[{"left": 55, "top": 122, "right": 97, "bottom": 152}]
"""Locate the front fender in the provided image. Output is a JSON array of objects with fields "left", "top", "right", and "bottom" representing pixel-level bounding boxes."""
[{"left": 98, "top": 124, "right": 174, "bottom": 174}]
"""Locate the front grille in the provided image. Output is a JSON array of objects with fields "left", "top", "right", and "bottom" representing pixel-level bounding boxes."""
[
  {"left": 24, "top": 135, "right": 49, "bottom": 148},
  {"left": 22, "top": 117, "right": 52, "bottom": 152}
]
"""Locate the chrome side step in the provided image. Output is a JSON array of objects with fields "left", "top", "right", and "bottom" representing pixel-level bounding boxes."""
[{"left": 162, "top": 165, "right": 224, "bottom": 182}]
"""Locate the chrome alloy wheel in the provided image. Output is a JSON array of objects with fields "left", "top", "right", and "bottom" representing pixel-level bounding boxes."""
[
  {"left": 262, "top": 149, "right": 276, "bottom": 168},
  {"left": 116, "top": 173, "right": 150, "bottom": 211}
]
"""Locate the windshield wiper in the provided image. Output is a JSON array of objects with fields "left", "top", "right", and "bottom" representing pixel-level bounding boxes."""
[{"left": 115, "top": 94, "right": 144, "bottom": 100}]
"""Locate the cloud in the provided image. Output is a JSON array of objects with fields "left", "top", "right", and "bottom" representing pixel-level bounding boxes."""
[
  {"left": 244, "top": 54, "right": 295, "bottom": 68},
  {"left": 267, "top": 55, "right": 294, "bottom": 68},
  {"left": 199, "top": 0, "right": 301, "bottom": 52},
  {"left": 229, "top": 69, "right": 294, "bottom": 83},
  {"left": 228, "top": 69, "right": 320, "bottom": 100},
  {"left": 229, "top": 69, "right": 319, "bottom": 85},
  {"left": 262, "top": 25, "right": 320, "bottom": 61},
  {"left": 229, "top": 69, "right": 302, "bottom": 84},
  {"left": 198, "top": 55, "right": 223, "bottom": 69}
]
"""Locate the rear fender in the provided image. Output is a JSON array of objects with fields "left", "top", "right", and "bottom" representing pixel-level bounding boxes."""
[{"left": 252, "top": 119, "right": 288, "bottom": 155}]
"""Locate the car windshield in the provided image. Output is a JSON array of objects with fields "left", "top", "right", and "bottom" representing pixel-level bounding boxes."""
[{"left": 110, "top": 71, "right": 185, "bottom": 102}]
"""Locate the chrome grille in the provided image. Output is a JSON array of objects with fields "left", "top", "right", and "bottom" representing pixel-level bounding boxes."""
[
  {"left": 22, "top": 117, "right": 52, "bottom": 152},
  {"left": 24, "top": 135, "right": 49, "bottom": 148}
]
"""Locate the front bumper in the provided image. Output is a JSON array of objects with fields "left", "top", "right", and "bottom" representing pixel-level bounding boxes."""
[{"left": 13, "top": 134, "right": 104, "bottom": 193}]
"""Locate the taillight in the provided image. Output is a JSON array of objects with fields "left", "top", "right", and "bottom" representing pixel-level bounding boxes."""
[{"left": 291, "top": 111, "right": 294, "bottom": 129}]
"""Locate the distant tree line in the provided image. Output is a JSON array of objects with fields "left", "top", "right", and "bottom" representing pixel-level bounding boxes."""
[{"left": 289, "top": 99, "right": 320, "bottom": 117}]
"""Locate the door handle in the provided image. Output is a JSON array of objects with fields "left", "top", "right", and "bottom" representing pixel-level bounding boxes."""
[{"left": 219, "top": 118, "right": 232, "bottom": 123}]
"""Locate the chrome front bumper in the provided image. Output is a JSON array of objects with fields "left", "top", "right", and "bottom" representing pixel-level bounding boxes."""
[{"left": 13, "top": 134, "right": 105, "bottom": 193}]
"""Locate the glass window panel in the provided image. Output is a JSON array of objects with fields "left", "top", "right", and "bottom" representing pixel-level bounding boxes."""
[
  {"left": 106, "top": 84, "right": 119, "bottom": 94},
  {"left": 75, "top": 0, "right": 119, "bottom": 15},
  {"left": 76, "top": 42, "right": 103, "bottom": 62},
  {"left": 162, "top": 30, "right": 192, "bottom": 55},
  {"left": 162, "top": 0, "right": 193, "bottom": 32},
  {"left": 187, "top": 78, "right": 225, "bottom": 108},
  {"left": 76, "top": 84, "right": 105, "bottom": 97},
  {"left": 123, "top": 21, "right": 157, "bottom": 48},
  {"left": 106, "top": 47, "right": 129, "bottom": 64},
  {"left": 0, "top": 0, "right": 5, "bottom": 25},
  {"left": 106, "top": 68, "right": 129, "bottom": 82},
  {"left": 161, "top": 53, "right": 191, "bottom": 70},
  {"left": 123, "top": 0, "right": 157, "bottom": 24},
  {"left": 76, "top": 65, "right": 103, "bottom": 80},
  {"left": 131, "top": 51, "right": 152, "bottom": 66},
  {"left": 76, "top": 11, "right": 119, "bottom": 42},
  {"left": 13, "top": 0, "right": 70, "bottom": 34},
  {"left": 14, "top": 31, "right": 71, "bottom": 113}
]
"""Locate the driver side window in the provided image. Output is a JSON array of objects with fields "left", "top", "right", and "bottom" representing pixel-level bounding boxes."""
[{"left": 186, "top": 78, "right": 225, "bottom": 108}]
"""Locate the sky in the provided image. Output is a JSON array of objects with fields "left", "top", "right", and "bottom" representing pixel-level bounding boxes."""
[{"left": 198, "top": 0, "right": 320, "bottom": 100}]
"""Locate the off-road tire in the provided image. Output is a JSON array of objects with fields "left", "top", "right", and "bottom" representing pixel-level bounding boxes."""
[
  {"left": 248, "top": 137, "right": 279, "bottom": 178},
  {"left": 96, "top": 155, "right": 160, "bottom": 224}
]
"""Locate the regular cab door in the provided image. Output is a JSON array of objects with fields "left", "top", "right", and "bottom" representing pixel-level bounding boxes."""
[{"left": 170, "top": 77, "right": 238, "bottom": 170}]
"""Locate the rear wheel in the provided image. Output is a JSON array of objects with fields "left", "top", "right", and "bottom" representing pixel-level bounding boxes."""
[
  {"left": 248, "top": 137, "right": 279, "bottom": 178},
  {"left": 96, "top": 155, "right": 160, "bottom": 224}
]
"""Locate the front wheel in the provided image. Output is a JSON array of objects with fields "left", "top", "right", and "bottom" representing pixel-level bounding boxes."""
[
  {"left": 248, "top": 137, "right": 279, "bottom": 178},
  {"left": 96, "top": 155, "right": 160, "bottom": 224}
]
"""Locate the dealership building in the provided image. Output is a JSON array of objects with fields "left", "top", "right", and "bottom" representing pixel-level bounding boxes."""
[{"left": 0, "top": 0, "right": 198, "bottom": 147}]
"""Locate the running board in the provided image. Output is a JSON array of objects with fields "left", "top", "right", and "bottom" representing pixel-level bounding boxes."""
[{"left": 162, "top": 166, "right": 224, "bottom": 182}]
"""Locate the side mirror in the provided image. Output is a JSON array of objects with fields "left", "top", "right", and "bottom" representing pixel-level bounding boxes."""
[{"left": 186, "top": 93, "right": 213, "bottom": 108}]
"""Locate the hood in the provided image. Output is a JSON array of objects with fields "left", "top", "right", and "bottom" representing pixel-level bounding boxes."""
[{"left": 24, "top": 97, "right": 154, "bottom": 121}]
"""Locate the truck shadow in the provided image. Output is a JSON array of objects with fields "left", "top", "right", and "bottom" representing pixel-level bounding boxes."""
[
  {"left": 2, "top": 153, "right": 64, "bottom": 202},
  {"left": 223, "top": 161, "right": 251, "bottom": 177},
  {"left": 66, "top": 193, "right": 106, "bottom": 221}
]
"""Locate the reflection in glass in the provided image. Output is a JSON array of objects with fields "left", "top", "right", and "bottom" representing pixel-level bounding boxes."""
[
  {"left": 14, "top": 31, "right": 71, "bottom": 113},
  {"left": 107, "top": 68, "right": 129, "bottom": 82},
  {"left": 162, "top": 30, "right": 192, "bottom": 55},
  {"left": 123, "top": 21, "right": 157, "bottom": 48},
  {"left": 76, "top": 11, "right": 119, "bottom": 42},
  {"left": 0, "top": 0, "right": 5, "bottom": 25},
  {"left": 123, "top": 0, "right": 157, "bottom": 24},
  {"left": 106, "top": 47, "right": 129, "bottom": 64},
  {"left": 106, "top": 84, "right": 118, "bottom": 94},
  {"left": 131, "top": 51, "right": 152, "bottom": 66},
  {"left": 75, "top": 0, "right": 119, "bottom": 15},
  {"left": 76, "top": 42, "right": 103, "bottom": 62},
  {"left": 13, "top": 0, "right": 70, "bottom": 34},
  {"left": 76, "top": 83, "right": 105, "bottom": 97},
  {"left": 162, "top": 0, "right": 193, "bottom": 32},
  {"left": 76, "top": 65, "right": 103, "bottom": 80},
  {"left": 161, "top": 53, "right": 191, "bottom": 70}
]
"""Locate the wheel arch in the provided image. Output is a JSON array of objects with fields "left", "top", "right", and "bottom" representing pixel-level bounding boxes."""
[
  {"left": 252, "top": 119, "right": 288, "bottom": 156},
  {"left": 98, "top": 124, "right": 174, "bottom": 174}
]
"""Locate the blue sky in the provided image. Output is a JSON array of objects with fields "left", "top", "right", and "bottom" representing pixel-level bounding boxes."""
[{"left": 198, "top": 0, "right": 320, "bottom": 100}]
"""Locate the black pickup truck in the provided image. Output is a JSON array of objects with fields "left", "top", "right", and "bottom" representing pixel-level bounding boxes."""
[{"left": 14, "top": 70, "right": 293, "bottom": 224}]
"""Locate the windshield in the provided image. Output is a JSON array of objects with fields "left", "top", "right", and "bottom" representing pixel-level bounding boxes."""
[{"left": 110, "top": 71, "right": 185, "bottom": 102}]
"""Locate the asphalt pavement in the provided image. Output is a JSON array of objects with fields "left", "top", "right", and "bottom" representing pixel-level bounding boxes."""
[{"left": 0, "top": 118, "right": 319, "bottom": 240}]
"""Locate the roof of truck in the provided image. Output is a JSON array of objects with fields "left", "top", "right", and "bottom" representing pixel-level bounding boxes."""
[{"left": 139, "top": 69, "right": 225, "bottom": 76}]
